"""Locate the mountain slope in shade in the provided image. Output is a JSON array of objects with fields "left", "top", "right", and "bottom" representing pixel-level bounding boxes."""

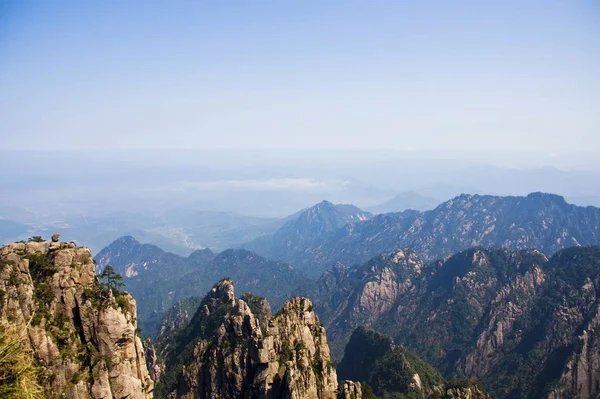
[
  {"left": 94, "top": 235, "right": 190, "bottom": 276},
  {"left": 366, "top": 191, "right": 441, "bottom": 213},
  {"left": 94, "top": 236, "right": 310, "bottom": 338},
  {"left": 243, "top": 200, "right": 371, "bottom": 275},
  {"left": 337, "top": 326, "right": 490, "bottom": 399},
  {"left": 301, "top": 246, "right": 600, "bottom": 399},
  {"left": 251, "top": 192, "right": 600, "bottom": 274}
]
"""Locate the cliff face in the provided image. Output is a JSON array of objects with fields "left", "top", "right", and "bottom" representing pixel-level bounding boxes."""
[
  {"left": 304, "top": 246, "right": 600, "bottom": 399},
  {"left": 548, "top": 303, "right": 600, "bottom": 399},
  {"left": 0, "top": 241, "right": 153, "bottom": 399},
  {"left": 301, "top": 249, "right": 427, "bottom": 359},
  {"left": 156, "top": 279, "right": 360, "bottom": 399}
]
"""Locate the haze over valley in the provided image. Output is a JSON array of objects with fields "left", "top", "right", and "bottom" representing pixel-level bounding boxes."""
[{"left": 2, "top": 149, "right": 600, "bottom": 255}]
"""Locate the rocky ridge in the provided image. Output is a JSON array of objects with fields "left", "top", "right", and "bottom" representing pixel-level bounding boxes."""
[
  {"left": 247, "top": 193, "right": 600, "bottom": 274},
  {"left": 0, "top": 240, "right": 153, "bottom": 398},
  {"left": 155, "top": 278, "right": 362, "bottom": 399},
  {"left": 301, "top": 245, "right": 600, "bottom": 398}
]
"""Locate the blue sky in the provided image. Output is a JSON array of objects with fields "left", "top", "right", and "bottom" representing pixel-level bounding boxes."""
[{"left": 1, "top": 0, "right": 598, "bottom": 153}]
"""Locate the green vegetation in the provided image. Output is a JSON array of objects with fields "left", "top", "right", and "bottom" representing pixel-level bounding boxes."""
[
  {"left": 369, "top": 347, "right": 444, "bottom": 398},
  {"left": 444, "top": 379, "right": 475, "bottom": 390},
  {"left": 27, "top": 236, "right": 45, "bottom": 243},
  {"left": 27, "top": 254, "right": 57, "bottom": 282},
  {"left": 337, "top": 326, "right": 394, "bottom": 382},
  {"left": 338, "top": 327, "right": 446, "bottom": 399},
  {"left": 240, "top": 292, "right": 270, "bottom": 328},
  {"left": 26, "top": 254, "right": 58, "bottom": 326},
  {"left": 280, "top": 341, "right": 293, "bottom": 363},
  {"left": 115, "top": 295, "right": 131, "bottom": 314},
  {"left": 99, "top": 265, "right": 124, "bottom": 294},
  {"left": 479, "top": 246, "right": 600, "bottom": 398},
  {"left": 155, "top": 280, "right": 237, "bottom": 397},
  {"left": 361, "top": 382, "right": 380, "bottom": 399},
  {"left": 0, "top": 259, "right": 15, "bottom": 273},
  {"left": 0, "top": 322, "right": 44, "bottom": 399}
]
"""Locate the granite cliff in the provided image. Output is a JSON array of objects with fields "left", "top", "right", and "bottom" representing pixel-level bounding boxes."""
[
  {"left": 0, "top": 240, "right": 153, "bottom": 398},
  {"left": 155, "top": 278, "right": 361, "bottom": 399}
]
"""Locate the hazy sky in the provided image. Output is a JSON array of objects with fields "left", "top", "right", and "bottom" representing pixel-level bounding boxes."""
[{"left": 1, "top": 0, "right": 599, "bottom": 153}]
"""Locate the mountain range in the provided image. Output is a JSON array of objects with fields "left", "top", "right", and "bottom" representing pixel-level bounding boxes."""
[
  {"left": 2, "top": 233, "right": 600, "bottom": 397},
  {"left": 298, "top": 245, "right": 600, "bottom": 398},
  {"left": 73, "top": 191, "right": 600, "bottom": 398},
  {"left": 245, "top": 192, "right": 600, "bottom": 274},
  {"left": 94, "top": 192, "right": 600, "bottom": 340},
  {"left": 244, "top": 200, "right": 371, "bottom": 275},
  {"left": 151, "top": 278, "right": 489, "bottom": 399}
]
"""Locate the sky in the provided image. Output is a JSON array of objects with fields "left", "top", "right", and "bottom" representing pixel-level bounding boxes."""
[{"left": 1, "top": 0, "right": 599, "bottom": 155}]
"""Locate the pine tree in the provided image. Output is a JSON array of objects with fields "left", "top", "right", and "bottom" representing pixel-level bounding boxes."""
[{"left": 99, "top": 265, "right": 124, "bottom": 294}]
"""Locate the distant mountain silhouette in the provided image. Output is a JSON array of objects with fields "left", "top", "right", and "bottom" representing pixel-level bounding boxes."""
[{"left": 245, "top": 192, "right": 600, "bottom": 274}]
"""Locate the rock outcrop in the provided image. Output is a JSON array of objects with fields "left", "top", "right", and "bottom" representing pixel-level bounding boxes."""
[
  {"left": 156, "top": 278, "right": 359, "bottom": 398},
  {"left": 0, "top": 241, "right": 153, "bottom": 398},
  {"left": 303, "top": 245, "right": 600, "bottom": 398},
  {"left": 442, "top": 383, "right": 491, "bottom": 399},
  {"left": 547, "top": 302, "right": 600, "bottom": 399}
]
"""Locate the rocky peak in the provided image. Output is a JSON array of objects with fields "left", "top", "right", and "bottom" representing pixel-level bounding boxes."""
[
  {"left": 115, "top": 234, "right": 141, "bottom": 246},
  {"left": 526, "top": 191, "right": 567, "bottom": 204},
  {"left": 240, "top": 292, "right": 272, "bottom": 329},
  {"left": 0, "top": 240, "right": 153, "bottom": 398},
  {"left": 206, "top": 277, "right": 236, "bottom": 305},
  {"left": 187, "top": 248, "right": 215, "bottom": 264},
  {"left": 332, "top": 261, "right": 346, "bottom": 276},
  {"left": 157, "top": 280, "right": 360, "bottom": 398},
  {"left": 315, "top": 199, "right": 336, "bottom": 210},
  {"left": 94, "top": 235, "right": 169, "bottom": 275},
  {"left": 268, "top": 200, "right": 371, "bottom": 250}
]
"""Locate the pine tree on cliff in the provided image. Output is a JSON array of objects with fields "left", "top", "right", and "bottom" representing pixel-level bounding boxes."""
[{"left": 99, "top": 265, "right": 124, "bottom": 294}]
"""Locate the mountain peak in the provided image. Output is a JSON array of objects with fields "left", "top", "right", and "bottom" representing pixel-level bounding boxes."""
[
  {"left": 526, "top": 191, "right": 567, "bottom": 203},
  {"left": 157, "top": 280, "right": 357, "bottom": 398},
  {"left": 94, "top": 235, "right": 167, "bottom": 275},
  {"left": 207, "top": 277, "right": 236, "bottom": 305},
  {"left": 188, "top": 247, "right": 215, "bottom": 264},
  {"left": 319, "top": 199, "right": 335, "bottom": 207},
  {"left": 113, "top": 235, "right": 141, "bottom": 246}
]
